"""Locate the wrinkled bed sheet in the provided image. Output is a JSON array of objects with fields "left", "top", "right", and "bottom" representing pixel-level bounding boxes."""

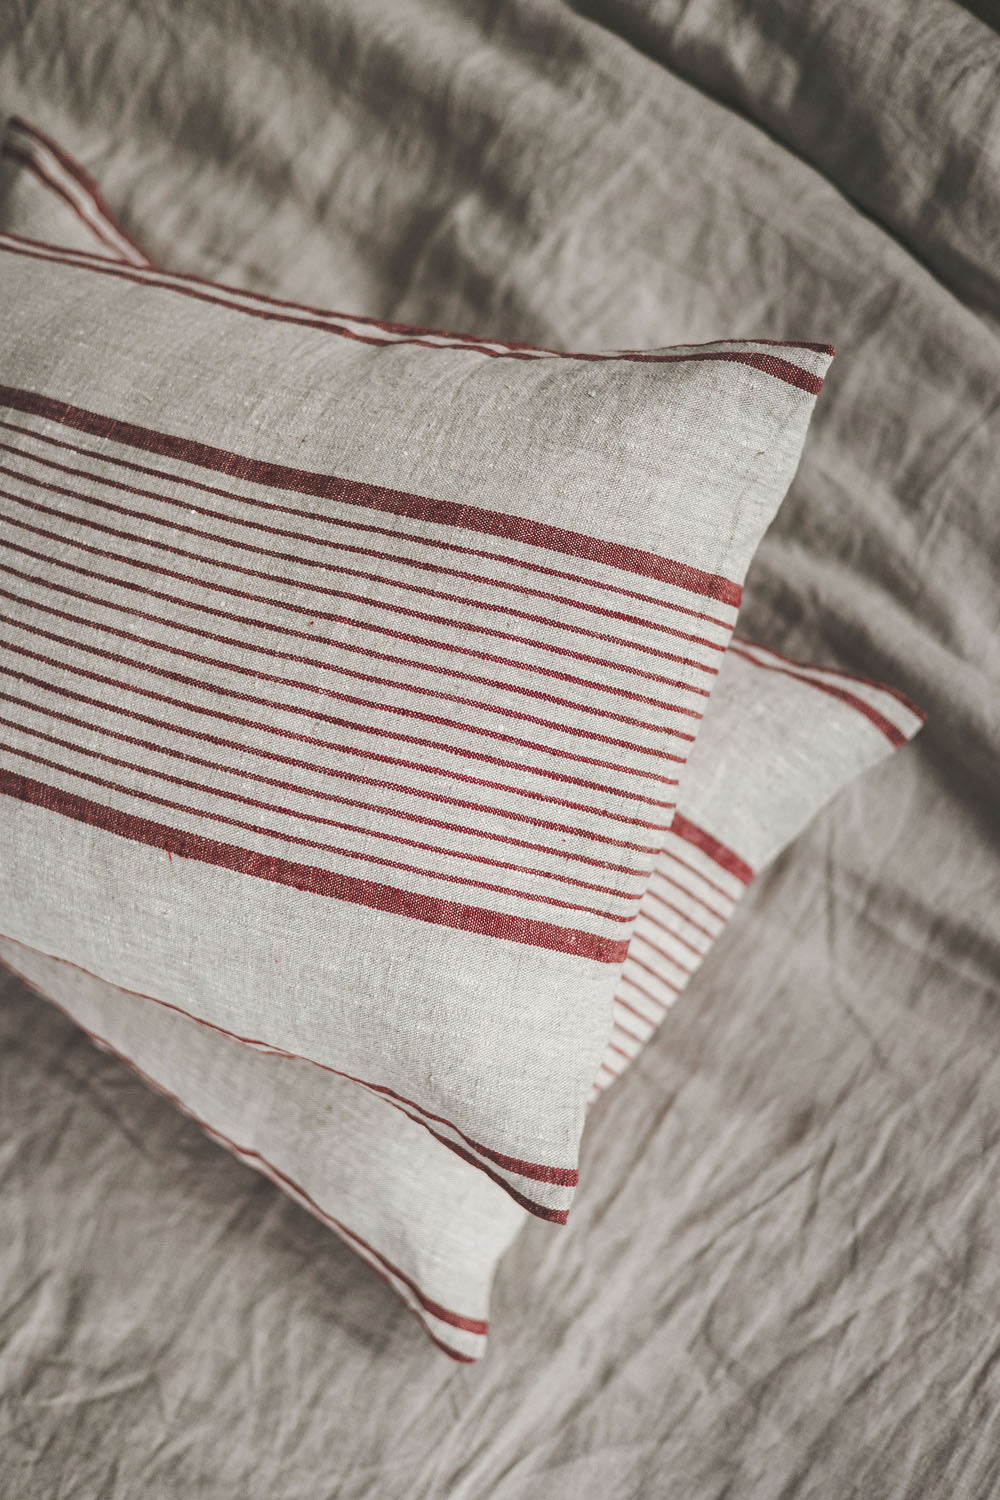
[{"left": 2, "top": 2, "right": 1000, "bottom": 1495}]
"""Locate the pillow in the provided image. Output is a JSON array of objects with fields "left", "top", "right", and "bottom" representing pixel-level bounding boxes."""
[
  {"left": 0, "top": 127, "right": 920, "bottom": 1358},
  {"left": 0, "top": 647, "right": 923, "bottom": 1360},
  {"left": 0, "top": 162, "right": 833, "bottom": 1227}
]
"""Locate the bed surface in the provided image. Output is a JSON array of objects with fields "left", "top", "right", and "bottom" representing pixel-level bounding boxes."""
[{"left": 2, "top": 2, "right": 999, "bottom": 1494}]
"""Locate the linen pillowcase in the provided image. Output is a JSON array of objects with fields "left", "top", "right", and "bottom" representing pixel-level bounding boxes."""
[
  {"left": 0, "top": 172, "right": 832, "bottom": 1224},
  {"left": 0, "top": 645, "right": 923, "bottom": 1361},
  {"left": 0, "top": 126, "right": 921, "bottom": 1358}
]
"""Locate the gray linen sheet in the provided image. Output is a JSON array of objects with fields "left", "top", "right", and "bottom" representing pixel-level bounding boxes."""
[{"left": 2, "top": 2, "right": 999, "bottom": 1495}]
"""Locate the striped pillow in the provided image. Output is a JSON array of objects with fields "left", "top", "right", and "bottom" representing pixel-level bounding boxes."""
[
  {"left": 0, "top": 123, "right": 921, "bottom": 1359},
  {"left": 0, "top": 122, "right": 834, "bottom": 1230},
  {"left": 0, "top": 647, "right": 923, "bottom": 1361}
]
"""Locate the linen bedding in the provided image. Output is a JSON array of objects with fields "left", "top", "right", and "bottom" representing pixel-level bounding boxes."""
[{"left": 1, "top": 2, "right": 999, "bottom": 1497}]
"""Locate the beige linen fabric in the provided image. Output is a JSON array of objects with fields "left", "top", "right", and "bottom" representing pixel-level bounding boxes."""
[
  {"left": 0, "top": 224, "right": 831, "bottom": 1222},
  {"left": 2, "top": 1, "right": 998, "bottom": 1488}
]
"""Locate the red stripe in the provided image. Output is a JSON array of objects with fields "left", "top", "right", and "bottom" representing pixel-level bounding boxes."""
[
  {"left": 0, "top": 439, "right": 731, "bottom": 655},
  {"left": 6, "top": 119, "right": 150, "bottom": 264},
  {"left": 0, "top": 234, "right": 825, "bottom": 397},
  {"left": 729, "top": 643, "right": 915, "bottom": 747},
  {"left": 655, "top": 845, "right": 740, "bottom": 903},
  {"left": 0, "top": 513, "right": 693, "bottom": 764},
  {"left": 0, "top": 417, "right": 733, "bottom": 633},
  {"left": 631, "top": 921, "right": 706, "bottom": 964},
  {"left": 0, "top": 601, "right": 683, "bottom": 797},
  {"left": 0, "top": 741, "right": 638, "bottom": 924},
  {"left": 0, "top": 627, "right": 671, "bottom": 845},
  {"left": 732, "top": 634, "right": 923, "bottom": 718},
  {"left": 670, "top": 813, "right": 754, "bottom": 885},
  {"left": 0, "top": 712, "right": 649, "bottom": 900},
  {"left": 0, "top": 768, "right": 629, "bottom": 962},
  {"left": 2, "top": 502, "right": 718, "bottom": 699},
  {"left": 0, "top": 383, "right": 744, "bottom": 601},
  {"left": 0, "top": 930, "right": 574, "bottom": 1216},
  {"left": 0, "top": 143, "right": 130, "bottom": 262},
  {"left": 1, "top": 523, "right": 710, "bottom": 714},
  {"left": 646, "top": 867, "right": 729, "bottom": 925},
  {"left": 0, "top": 460, "right": 724, "bottom": 665},
  {"left": 1, "top": 626, "right": 678, "bottom": 824},
  {"left": 619, "top": 971, "right": 676, "bottom": 1008},
  {"left": 0, "top": 483, "right": 719, "bottom": 685},
  {"left": 641, "top": 886, "right": 720, "bottom": 941},
  {"left": 0, "top": 944, "right": 487, "bottom": 1351},
  {"left": 0, "top": 541, "right": 685, "bottom": 741},
  {"left": 0, "top": 684, "right": 659, "bottom": 871}
]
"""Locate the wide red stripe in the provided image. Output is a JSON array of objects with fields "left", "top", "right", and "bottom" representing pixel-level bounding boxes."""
[
  {"left": 0, "top": 416, "right": 733, "bottom": 632},
  {"left": 0, "top": 382, "right": 744, "bottom": 602},
  {"left": 0, "top": 769, "right": 629, "bottom": 962},
  {"left": 670, "top": 813, "right": 754, "bottom": 885}
]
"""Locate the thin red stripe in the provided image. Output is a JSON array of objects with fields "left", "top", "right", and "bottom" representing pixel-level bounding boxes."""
[
  {"left": 0, "top": 605, "right": 683, "bottom": 795},
  {"left": 0, "top": 712, "right": 648, "bottom": 900},
  {"left": 0, "top": 417, "right": 733, "bottom": 632},
  {"left": 729, "top": 644, "right": 913, "bottom": 748},
  {"left": 655, "top": 845, "right": 740, "bottom": 903},
  {"left": 1, "top": 502, "right": 718, "bottom": 697},
  {"left": 1, "top": 528, "right": 709, "bottom": 714},
  {"left": 670, "top": 813, "right": 754, "bottom": 884},
  {"left": 631, "top": 920, "right": 706, "bottom": 964},
  {"left": 0, "top": 543, "right": 690, "bottom": 768},
  {"left": 6, "top": 119, "right": 150, "bottom": 264},
  {"left": 0, "top": 928, "right": 573, "bottom": 1217},
  {"left": 1, "top": 635, "right": 671, "bottom": 844},
  {"left": 0, "top": 143, "right": 130, "bottom": 262},
  {"left": 618, "top": 972, "right": 676, "bottom": 1008},
  {"left": 0, "top": 685, "right": 660, "bottom": 871},
  {"left": 0, "top": 544, "right": 695, "bottom": 736},
  {"left": 1, "top": 484, "right": 719, "bottom": 682},
  {"left": 1, "top": 461, "right": 725, "bottom": 664},
  {"left": 0, "top": 236, "right": 824, "bottom": 397},
  {"left": 641, "top": 886, "right": 720, "bottom": 941},
  {"left": 0, "top": 768, "right": 630, "bottom": 965},
  {"left": 646, "top": 867, "right": 729, "bottom": 925},
  {"left": 0, "top": 441, "right": 730, "bottom": 656},
  {"left": 730, "top": 634, "right": 924, "bottom": 722},
  {"left": 0, "top": 741, "right": 638, "bottom": 924},
  {"left": 1, "top": 632, "right": 678, "bottom": 824},
  {"left": 0, "top": 383, "right": 744, "bottom": 602}
]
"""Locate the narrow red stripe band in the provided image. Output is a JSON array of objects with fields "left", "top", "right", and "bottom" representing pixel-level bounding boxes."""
[
  {"left": 669, "top": 813, "right": 754, "bottom": 885},
  {"left": 0, "top": 769, "right": 627, "bottom": 962},
  {"left": 0, "top": 384, "right": 742, "bottom": 604}
]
